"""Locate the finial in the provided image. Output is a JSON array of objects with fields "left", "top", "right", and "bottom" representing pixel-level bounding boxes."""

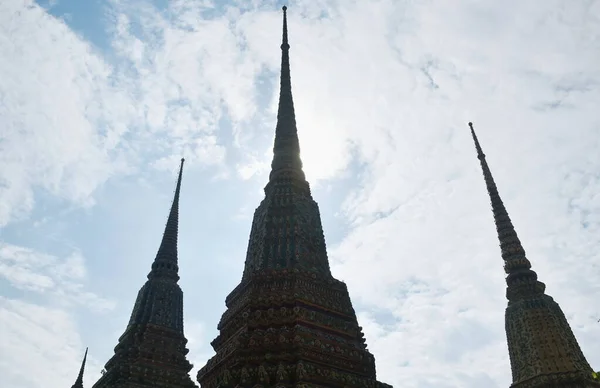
[
  {"left": 281, "top": 5, "right": 289, "bottom": 50},
  {"left": 468, "top": 121, "right": 485, "bottom": 159}
]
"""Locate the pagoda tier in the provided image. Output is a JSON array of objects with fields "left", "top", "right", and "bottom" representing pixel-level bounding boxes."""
[{"left": 196, "top": 185, "right": 391, "bottom": 387}]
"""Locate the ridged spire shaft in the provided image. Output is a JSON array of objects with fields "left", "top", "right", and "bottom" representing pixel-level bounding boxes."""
[
  {"left": 239, "top": 5, "right": 330, "bottom": 280},
  {"left": 269, "top": 6, "right": 305, "bottom": 182},
  {"left": 468, "top": 122, "right": 545, "bottom": 300},
  {"left": 148, "top": 158, "right": 185, "bottom": 281},
  {"left": 71, "top": 348, "right": 87, "bottom": 388}
]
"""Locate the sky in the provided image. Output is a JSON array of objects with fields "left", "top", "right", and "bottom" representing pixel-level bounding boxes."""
[{"left": 0, "top": 0, "right": 599, "bottom": 387}]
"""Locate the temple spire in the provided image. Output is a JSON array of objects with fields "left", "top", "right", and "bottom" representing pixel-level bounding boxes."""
[
  {"left": 269, "top": 5, "right": 305, "bottom": 182},
  {"left": 148, "top": 158, "right": 185, "bottom": 280},
  {"left": 468, "top": 122, "right": 598, "bottom": 387},
  {"left": 196, "top": 8, "right": 390, "bottom": 387},
  {"left": 93, "top": 158, "right": 197, "bottom": 388},
  {"left": 468, "top": 122, "right": 544, "bottom": 300},
  {"left": 71, "top": 348, "right": 88, "bottom": 388}
]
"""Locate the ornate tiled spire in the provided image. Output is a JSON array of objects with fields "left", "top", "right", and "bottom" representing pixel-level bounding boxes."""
[
  {"left": 197, "top": 8, "right": 392, "bottom": 388},
  {"left": 468, "top": 123, "right": 543, "bottom": 300},
  {"left": 148, "top": 158, "right": 184, "bottom": 281},
  {"left": 92, "top": 159, "right": 197, "bottom": 388},
  {"left": 70, "top": 348, "right": 87, "bottom": 388},
  {"left": 469, "top": 122, "right": 598, "bottom": 388},
  {"left": 240, "top": 5, "right": 329, "bottom": 280},
  {"left": 270, "top": 5, "right": 305, "bottom": 183}
]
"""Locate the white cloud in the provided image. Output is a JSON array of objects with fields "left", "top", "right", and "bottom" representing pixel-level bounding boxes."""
[
  {"left": 185, "top": 319, "right": 218, "bottom": 379},
  {"left": 0, "top": 0, "right": 133, "bottom": 226},
  {"left": 0, "top": 0, "right": 254, "bottom": 227},
  {"left": 0, "top": 243, "right": 114, "bottom": 312},
  {"left": 1, "top": 0, "right": 600, "bottom": 388},
  {"left": 0, "top": 242, "right": 111, "bottom": 388},
  {"left": 107, "top": 0, "right": 262, "bottom": 145},
  {"left": 0, "top": 297, "right": 104, "bottom": 388}
]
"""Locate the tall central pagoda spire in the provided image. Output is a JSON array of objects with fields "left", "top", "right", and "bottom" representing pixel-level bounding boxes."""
[
  {"left": 468, "top": 122, "right": 598, "bottom": 388},
  {"left": 241, "top": 5, "right": 329, "bottom": 280},
  {"left": 196, "top": 7, "right": 392, "bottom": 388},
  {"left": 93, "top": 159, "right": 197, "bottom": 388},
  {"left": 270, "top": 5, "right": 304, "bottom": 183}
]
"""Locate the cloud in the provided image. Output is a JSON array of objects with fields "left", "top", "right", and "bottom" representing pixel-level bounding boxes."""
[
  {"left": 0, "top": 242, "right": 112, "bottom": 388},
  {"left": 1, "top": 0, "right": 600, "bottom": 388},
  {"left": 0, "top": 297, "right": 105, "bottom": 388},
  {"left": 0, "top": 243, "right": 114, "bottom": 311},
  {"left": 0, "top": 0, "right": 133, "bottom": 226},
  {"left": 185, "top": 319, "right": 219, "bottom": 379},
  {"left": 106, "top": 0, "right": 262, "bottom": 162},
  {"left": 0, "top": 0, "right": 257, "bottom": 227}
]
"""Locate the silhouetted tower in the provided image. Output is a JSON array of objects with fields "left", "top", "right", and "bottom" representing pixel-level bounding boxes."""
[
  {"left": 71, "top": 348, "right": 88, "bottom": 388},
  {"left": 468, "top": 122, "right": 599, "bottom": 388},
  {"left": 93, "top": 159, "right": 198, "bottom": 388},
  {"left": 196, "top": 7, "right": 392, "bottom": 388}
]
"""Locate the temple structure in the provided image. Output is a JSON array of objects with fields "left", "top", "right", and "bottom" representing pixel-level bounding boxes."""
[
  {"left": 195, "top": 7, "right": 391, "bottom": 388},
  {"left": 469, "top": 122, "right": 599, "bottom": 388},
  {"left": 92, "top": 159, "right": 198, "bottom": 388},
  {"left": 71, "top": 348, "right": 88, "bottom": 388}
]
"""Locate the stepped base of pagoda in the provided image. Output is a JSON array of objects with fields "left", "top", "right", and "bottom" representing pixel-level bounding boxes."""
[
  {"left": 511, "top": 372, "right": 600, "bottom": 388},
  {"left": 197, "top": 270, "right": 391, "bottom": 388},
  {"left": 93, "top": 324, "right": 197, "bottom": 388},
  {"left": 93, "top": 370, "right": 198, "bottom": 388},
  {"left": 197, "top": 359, "right": 391, "bottom": 388}
]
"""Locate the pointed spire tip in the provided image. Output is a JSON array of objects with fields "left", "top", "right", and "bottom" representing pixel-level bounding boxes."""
[
  {"left": 281, "top": 4, "right": 289, "bottom": 50},
  {"left": 269, "top": 1, "right": 304, "bottom": 182},
  {"left": 468, "top": 121, "right": 485, "bottom": 159},
  {"left": 72, "top": 347, "right": 88, "bottom": 387},
  {"left": 149, "top": 159, "right": 184, "bottom": 280}
]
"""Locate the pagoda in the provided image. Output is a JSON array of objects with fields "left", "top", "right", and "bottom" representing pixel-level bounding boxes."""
[
  {"left": 71, "top": 348, "right": 88, "bottom": 388},
  {"left": 196, "top": 7, "right": 392, "bottom": 388},
  {"left": 92, "top": 159, "right": 198, "bottom": 388},
  {"left": 468, "top": 122, "right": 599, "bottom": 388}
]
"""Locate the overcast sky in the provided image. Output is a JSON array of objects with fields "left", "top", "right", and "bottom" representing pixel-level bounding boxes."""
[{"left": 1, "top": 0, "right": 599, "bottom": 387}]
